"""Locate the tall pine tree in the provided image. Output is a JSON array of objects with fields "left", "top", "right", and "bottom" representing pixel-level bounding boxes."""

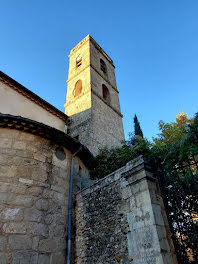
[{"left": 134, "top": 114, "right": 143, "bottom": 138}]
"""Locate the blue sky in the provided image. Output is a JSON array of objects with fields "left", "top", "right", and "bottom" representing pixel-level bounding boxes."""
[{"left": 1, "top": 0, "right": 198, "bottom": 140}]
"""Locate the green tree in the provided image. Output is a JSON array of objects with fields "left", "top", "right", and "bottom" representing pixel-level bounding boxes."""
[
  {"left": 90, "top": 111, "right": 198, "bottom": 179},
  {"left": 151, "top": 111, "right": 194, "bottom": 167},
  {"left": 134, "top": 114, "right": 143, "bottom": 138}
]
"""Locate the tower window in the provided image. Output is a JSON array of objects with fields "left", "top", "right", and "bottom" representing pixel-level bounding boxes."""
[
  {"left": 74, "top": 80, "right": 82, "bottom": 97},
  {"left": 102, "top": 84, "right": 110, "bottom": 104},
  {"left": 100, "top": 59, "right": 107, "bottom": 74},
  {"left": 76, "top": 55, "right": 82, "bottom": 68}
]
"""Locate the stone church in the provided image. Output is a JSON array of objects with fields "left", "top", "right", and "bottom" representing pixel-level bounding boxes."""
[{"left": 0, "top": 35, "right": 177, "bottom": 263}]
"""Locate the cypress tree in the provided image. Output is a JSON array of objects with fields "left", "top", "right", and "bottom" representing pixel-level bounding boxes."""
[{"left": 134, "top": 114, "right": 143, "bottom": 138}]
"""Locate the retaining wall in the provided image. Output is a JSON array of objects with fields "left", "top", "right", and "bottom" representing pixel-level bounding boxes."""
[{"left": 75, "top": 156, "right": 177, "bottom": 264}]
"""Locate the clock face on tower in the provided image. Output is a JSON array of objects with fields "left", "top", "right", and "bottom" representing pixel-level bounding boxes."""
[
  {"left": 76, "top": 55, "right": 82, "bottom": 68},
  {"left": 76, "top": 55, "right": 82, "bottom": 62}
]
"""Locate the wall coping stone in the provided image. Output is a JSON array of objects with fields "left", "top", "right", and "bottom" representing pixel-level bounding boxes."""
[{"left": 76, "top": 155, "right": 154, "bottom": 198}]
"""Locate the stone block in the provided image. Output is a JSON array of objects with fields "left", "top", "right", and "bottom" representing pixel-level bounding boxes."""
[
  {"left": 160, "top": 238, "right": 170, "bottom": 252},
  {"left": 19, "top": 178, "right": 33, "bottom": 185},
  {"left": 50, "top": 252, "right": 65, "bottom": 264},
  {"left": 13, "top": 251, "right": 38, "bottom": 264},
  {"left": 51, "top": 184, "right": 66, "bottom": 194},
  {"left": 24, "top": 158, "right": 39, "bottom": 166},
  {"left": 9, "top": 235, "right": 32, "bottom": 250},
  {"left": 156, "top": 226, "right": 167, "bottom": 240},
  {"left": 42, "top": 189, "right": 54, "bottom": 199},
  {"left": 129, "top": 196, "right": 136, "bottom": 211},
  {"left": 58, "top": 168, "right": 68, "bottom": 179},
  {"left": 49, "top": 224, "right": 65, "bottom": 238},
  {"left": 121, "top": 186, "right": 132, "bottom": 200},
  {"left": 39, "top": 238, "right": 66, "bottom": 252},
  {"left": 28, "top": 222, "right": 48, "bottom": 237},
  {"left": 27, "top": 186, "right": 43, "bottom": 197},
  {"left": 0, "top": 148, "right": 16, "bottom": 155},
  {"left": 0, "top": 155, "right": 9, "bottom": 165},
  {"left": 53, "top": 192, "right": 66, "bottom": 206},
  {"left": 55, "top": 238, "right": 66, "bottom": 251},
  {"left": 0, "top": 236, "right": 6, "bottom": 251},
  {"left": 162, "top": 252, "right": 178, "bottom": 264},
  {"left": 16, "top": 167, "right": 33, "bottom": 179},
  {"left": 24, "top": 208, "right": 43, "bottom": 222},
  {"left": 33, "top": 153, "right": 46, "bottom": 162},
  {"left": 0, "top": 208, "right": 23, "bottom": 221},
  {"left": 32, "top": 236, "right": 39, "bottom": 251},
  {"left": 13, "top": 141, "right": 26, "bottom": 150},
  {"left": 39, "top": 239, "right": 57, "bottom": 253},
  {"left": 35, "top": 199, "right": 49, "bottom": 211},
  {"left": 127, "top": 226, "right": 161, "bottom": 257},
  {"left": 0, "top": 138, "right": 12, "bottom": 148},
  {"left": 15, "top": 149, "right": 33, "bottom": 159},
  {"left": 1, "top": 194, "right": 33, "bottom": 207},
  {"left": 152, "top": 204, "right": 165, "bottom": 226},
  {"left": 52, "top": 153, "right": 67, "bottom": 170},
  {"left": 44, "top": 213, "right": 66, "bottom": 226},
  {"left": 26, "top": 141, "right": 42, "bottom": 153},
  {"left": 127, "top": 207, "right": 154, "bottom": 230},
  {"left": 18, "top": 132, "right": 36, "bottom": 141},
  {"left": 3, "top": 222, "right": 26, "bottom": 234},
  {"left": 10, "top": 156, "right": 24, "bottom": 166},
  {"left": 0, "top": 166, "right": 18, "bottom": 178},
  {"left": 0, "top": 253, "right": 8, "bottom": 264},
  {"left": 0, "top": 129, "right": 19, "bottom": 139},
  {"left": 133, "top": 190, "right": 151, "bottom": 208},
  {"left": 38, "top": 254, "right": 51, "bottom": 264},
  {"left": 32, "top": 169, "right": 48, "bottom": 182}
]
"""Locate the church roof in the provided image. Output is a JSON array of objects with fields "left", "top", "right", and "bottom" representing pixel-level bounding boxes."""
[
  {"left": 0, "top": 113, "right": 93, "bottom": 167},
  {"left": 0, "top": 71, "right": 68, "bottom": 122}
]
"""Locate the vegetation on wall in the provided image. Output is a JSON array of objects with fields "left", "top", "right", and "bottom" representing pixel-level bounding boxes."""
[
  {"left": 90, "top": 111, "right": 198, "bottom": 179},
  {"left": 90, "top": 138, "right": 151, "bottom": 179}
]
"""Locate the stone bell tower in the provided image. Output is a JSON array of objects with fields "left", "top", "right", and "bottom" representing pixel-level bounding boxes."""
[{"left": 64, "top": 35, "right": 124, "bottom": 155}]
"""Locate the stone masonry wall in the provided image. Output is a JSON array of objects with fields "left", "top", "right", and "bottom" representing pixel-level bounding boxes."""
[
  {"left": 75, "top": 157, "right": 177, "bottom": 264},
  {"left": 0, "top": 128, "right": 88, "bottom": 264},
  {"left": 75, "top": 173, "right": 129, "bottom": 264},
  {"left": 65, "top": 35, "right": 125, "bottom": 156}
]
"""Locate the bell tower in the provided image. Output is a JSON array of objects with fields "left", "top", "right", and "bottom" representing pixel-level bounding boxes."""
[{"left": 64, "top": 35, "right": 124, "bottom": 155}]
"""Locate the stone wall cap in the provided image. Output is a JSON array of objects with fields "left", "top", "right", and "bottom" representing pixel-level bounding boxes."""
[
  {"left": 76, "top": 155, "right": 149, "bottom": 197},
  {"left": 0, "top": 71, "right": 68, "bottom": 122},
  {"left": 0, "top": 113, "right": 93, "bottom": 167}
]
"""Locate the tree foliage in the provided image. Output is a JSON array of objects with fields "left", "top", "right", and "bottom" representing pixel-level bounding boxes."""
[
  {"left": 90, "top": 139, "right": 151, "bottom": 179},
  {"left": 134, "top": 114, "right": 143, "bottom": 138},
  {"left": 90, "top": 111, "right": 198, "bottom": 179}
]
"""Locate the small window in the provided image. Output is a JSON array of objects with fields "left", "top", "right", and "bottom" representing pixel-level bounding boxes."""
[
  {"left": 74, "top": 80, "right": 82, "bottom": 97},
  {"left": 55, "top": 147, "right": 66, "bottom": 161},
  {"left": 76, "top": 55, "right": 82, "bottom": 68},
  {"left": 102, "top": 84, "right": 110, "bottom": 104},
  {"left": 100, "top": 59, "right": 107, "bottom": 74}
]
